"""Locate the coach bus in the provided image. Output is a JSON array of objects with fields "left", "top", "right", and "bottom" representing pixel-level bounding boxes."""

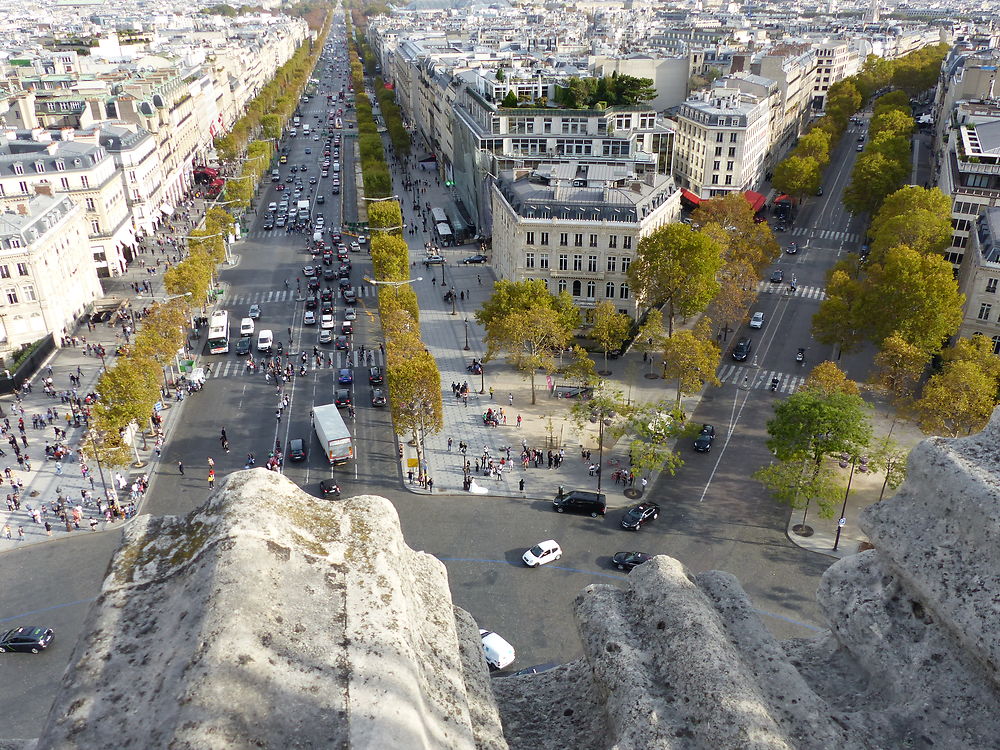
[{"left": 207, "top": 310, "right": 231, "bottom": 354}]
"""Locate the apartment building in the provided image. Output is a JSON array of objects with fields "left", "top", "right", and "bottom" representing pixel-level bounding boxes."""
[
  {"left": 671, "top": 87, "right": 771, "bottom": 199},
  {"left": 0, "top": 193, "right": 101, "bottom": 354},
  {"left": 933, "top": 48, "right": 1000, "bottom": 271},
  {"left": 957, "top": 208, "right": 1000, "bottom": 351},
  {"left": 491, "top": 162, "right": 681, "bottom": 318},
  {"left": 812, "top": 40, "right": 856, "bottom": 110},
  {"left": 0, "top": 129, "right": 133, "bottom": 276},
  {"left": 452, "top": 80, "right": 676, "bottom": 236},
  {"left": 94, "top": 124, "right": 165, "bottom": 239}
]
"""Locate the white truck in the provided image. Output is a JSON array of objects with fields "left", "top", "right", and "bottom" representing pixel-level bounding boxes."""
[
  {"left": 297, "top": 199, "right": 311, "bottom": 212},
  {"left": 312, "top": 404, "right": 353, "bottom": 465}
]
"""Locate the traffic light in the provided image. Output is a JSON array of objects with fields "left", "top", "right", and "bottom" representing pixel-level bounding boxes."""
[{"left": 445, "top": 180, "right": 455, "bottom": 187}]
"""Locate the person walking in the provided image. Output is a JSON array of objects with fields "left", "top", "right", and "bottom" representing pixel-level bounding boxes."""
[
  {"left": 177, "top": 460, "right": 184, "bottom": 475},
  {"left": 208, "top": 470, "right": 215, "bottom": 489},
  {"left": 2, "top": 523, "right": 10, "bottom": 539},
  {"left": 508, "top": 392, "right": 514, "bottom": 406}
]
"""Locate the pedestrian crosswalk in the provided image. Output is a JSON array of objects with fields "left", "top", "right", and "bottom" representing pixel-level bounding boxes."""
[
  {"left": 224, "top": 287, "right": 374, "bottom": 306},
  {"left": 202, "top": 348, "right": 384, "bottom": 379},
  {"left": 755, "top": 281, "right": 827, "bottom": 300},
  {"left": 789, "top": 226, "right": 862, "bottom": 244},
  {"left": 716, "top": 364, "right": 805, "bottom": 394}
]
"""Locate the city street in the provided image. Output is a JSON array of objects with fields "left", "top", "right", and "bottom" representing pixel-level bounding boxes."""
[{"left": 0, "top": 32, "right": 898, "bottom": 740}]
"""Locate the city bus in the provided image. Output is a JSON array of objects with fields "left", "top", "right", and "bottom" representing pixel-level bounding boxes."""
[{"left": 207, "top": 310, "right": 231, "bottom": 354}]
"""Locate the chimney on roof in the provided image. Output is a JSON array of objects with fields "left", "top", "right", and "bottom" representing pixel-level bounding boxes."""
[
  {"left": 34, "top": 183, "right": 53, "bottom": 197},
  {"left": 16, "top": 203, "right": 28, "bottom": 215},
  {"left": 60, "top": 127, "right": 74, "bottom": 141},
  {"left": 30, "top": 127, "right": 44, "bottom": 142}
]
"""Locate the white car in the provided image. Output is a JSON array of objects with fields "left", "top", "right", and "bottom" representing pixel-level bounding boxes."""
[
  {"left": 749, "top": 312, "right": 765, "bottom": 329},
  {"left": 344, "top": 308, "right": 357, "bottom": 321},
  {"left": 479, "top": 629, "right": 515, "bottom": 670},
  {"left": 268, "top": 202, "right": 277, "bottom": 212},
  {"left": 321, "top": 313, "right": 335, "bottom": 329},
  {"left": 522, "top": 539, "right": 562, "bottom": 567},
  {"left": 350, "top": 241, "right": 360, "bottom": 252},
  {"left": 358, "top": 234, "right": 367, "bottom": 245},
  {"left": 303, "top": 310, "right": 317, "bottom": 325},
  {"left": 319, "top": 329, "right": 333, "bottom": 344}
]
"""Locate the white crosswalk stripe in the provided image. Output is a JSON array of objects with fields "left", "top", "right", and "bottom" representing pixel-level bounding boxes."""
[
  {"left": 225, "top": 287, "right": 373, "bottom": 306},
  {"left": 788, "top": 227, "right": 860, "bottom": 244},
  {"left": 202, "top": 349, "right": 384, "bottom": 378},
  {"left": 755, "top": 281, "right": 826, "bottom": 300},
  {"left": 716, "top": 365, "right": 805, "bottom": 393}
]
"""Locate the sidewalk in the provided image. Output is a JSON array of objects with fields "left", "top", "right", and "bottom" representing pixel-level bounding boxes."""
[
  {"left": 358, "top": 123, "right": 679, "bottom": 508},
  {"left": 0, "top": 195, "right": 212, "bottom": 551}
]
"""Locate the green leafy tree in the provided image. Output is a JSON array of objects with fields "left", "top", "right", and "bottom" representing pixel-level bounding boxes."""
[
  {"left": 870, "top": 107, "right": 914, "bottom": 140},
  {"left": 486, "top": 307, "right": 571, "bottom": 404},
  {"left": 367, "top": 200, "right": 404, "bottom": 232},
  {"left": 478, "top": 279, "right": 580, "bottom": 334},
  {"left": 627, "top": 223, "right": 722, "bottom": 334},
  {"left": 842, "top": 151, "right": 908, "bottom": 215},
  {"left": 612, "top": 74, "right": 656, "bottom": 105},
  {"left": 867, "top": 435, "right": 909, "bottom": 502},
  {"left": 660, "top": 322, "right": 722, "bottom": 406},
  {"left": 501, "top": 90, "right": 519, "bottom": 108},
  {"left": 753, "top": 458, "right": 844, "bottom": 522},
  {"left": 560, "top": 344, "right": 598, "bottom": 386},
  {"left": 812, "top": 260, "right": 868, "bottom": 354},
  {"left": 772, "top": 155, "right": 821, "bottom": 200},
  {"left": 763, "top": 386, "right": 872, "bottom": 525},
  {"left": 795, "top": 129, "right": 832, "bottom": 165},
  {"left": 590, "top": 301, "right": 631, "bottom": 373},
  {"left": 860, "top": 244, "right": 964, "bottom": 353},
  {"left": 386, "top": 349, "right": 443, "bottom": 473},
  {"left": 868, "top": 186, "right": 952, "bottom": 260},
  {"left": 214, "top": 134, "right": 237, "bottom": 163},
  {"left": 261, "top": 114, "right": 282, "bottom": 140}
]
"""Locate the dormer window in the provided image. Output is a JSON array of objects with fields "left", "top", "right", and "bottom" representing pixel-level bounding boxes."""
[
  {"left": 55, "top": 160, "right": 65, "bottom": 171},
  {"left": 34, "top": 161, "right": 45, "bottom": 174},
  {"left": 12, "top": 163, "right": 23, "bottom": 176},
  {"left": 9, "top": 238, "right": 21, "bottom": 249}
]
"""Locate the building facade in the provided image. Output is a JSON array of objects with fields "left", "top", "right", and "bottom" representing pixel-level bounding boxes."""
[
  {"left": 958, "top": 208, "right": 1000, "bottom": 351},
  {"left": 0, "top": 193, "right": 101, "bottom": 356},
  {"left": 491, "top": 162, "right": 681, "bottom": 318}
]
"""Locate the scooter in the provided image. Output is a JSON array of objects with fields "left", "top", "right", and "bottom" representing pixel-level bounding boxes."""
[
  {"left": 770, "top": 377, "right": 780, "bottom": 392},
  {"left": 795, "top": 348, "right": 805, "bottom": 364}
]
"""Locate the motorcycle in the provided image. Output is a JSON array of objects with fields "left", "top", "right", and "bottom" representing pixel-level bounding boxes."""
[
  {"left": 795, "top": 347, "right": 805, "bottom": 363},
  {"left": 770, "top": 377, "right": 780, "bottom": 392}
]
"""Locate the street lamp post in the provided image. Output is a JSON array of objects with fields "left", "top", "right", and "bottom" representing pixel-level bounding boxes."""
[
  {"left": 464, "top": 318, "right": 470, "bottom": 350},
  {"left": 833, "top": 455, "right": 858, "bottom": 552}
]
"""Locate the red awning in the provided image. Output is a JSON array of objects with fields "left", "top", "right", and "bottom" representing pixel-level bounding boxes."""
[
  {"left": 775, "top": 194, "right": 792, "bottom": 204},
  {"left": 743, "top": 190, "right": 766, "bottom": 213},
  {"left": 680, "top": 188, "right": 702, "bottom": 206}
]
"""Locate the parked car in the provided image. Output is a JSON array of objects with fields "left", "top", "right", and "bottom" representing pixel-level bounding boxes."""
[
  {"left": 522, "top": 539, "right": 562, "bottom": 567},
  {"left": 0, "top": 626, "right": 54, "bottom": 654},
  {"left": 611, "top": 551, "right": 653, "bottom": 572},
  {"left": 693, "top": 424, "right": 716, "bottom": 453},
  {"left": 479, "top": 629, "right": 515, "bottom": 670},
  {"left": 552, "top": 490, "right": 606, "bottom": 517},
  {"left": 620, "top": 502, "right": 660, "bottom": 531}
]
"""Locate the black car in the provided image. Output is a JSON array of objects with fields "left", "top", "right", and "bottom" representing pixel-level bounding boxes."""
[
  {"left": 319, "top": 479, "right": 341, "bottom": 497},
  {"left": 305, "top": 295, "right": 318, "bottom": 309},
  {"left": 552, "top": 490, "right": 606, "bottom": 517},
  {"left": 320, "top": 288, "right": 334, "bottom": 302},
  {"left": 731, "top": 337, "right": 752, "bottom": 361},
  {"left": 693, "top": 424, "right": 716, "bottom": 452},
  {"left": 620, "top": 502, "right": 660, "bottom": 531},
  {"left": 370, "top": 388, "right": 387, "bottom": 406},
  {"left": 323, "top": 267, "right": 336, "bottom": 280},
  {"left": 769, "top": 269, "right": 784, "bottom": 283},
  {"left": 235, "top": 337, "right": 252, "bottom": 355},
  {"left": 611, "top": 551, "right": 653, "bottom": 571},
  {"left": 368, "top": 366, "right": 383, "bottom": 385},
  {"left": 338, "top": 278, "right": 352, "bottom": 290},
  {"left": 462, "top": 254, "right": 488, "bottom": 264},
  {"left": 317, "top": 194, "right": 325, "bottom": 204},
  {"left": 263, "top": 219, "right": 274, "bottom": 230},
  {"left": 0, "top": 626, "right": 54, "bottom": 653},
  {"left": 335, "top": 388, "right": 352, "bottom": 407},
  {"left": 288, "top": 438, "right": 307, "bottom": 462},
  {"left": 307, "top": 278, "right": 320, "bottom": 291},
  {"left": 338, "top": 264, "right": 351, "bottom": 278}
]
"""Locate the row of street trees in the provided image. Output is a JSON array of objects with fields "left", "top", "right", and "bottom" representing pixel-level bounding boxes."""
[
  {"left": 843, "top": 90, "right": 915, "bottom": 214},
  {"left": 770, "top": 44, "right": 948, "bottom": 207},
  {"left": 368, "top": 199, "right": 444, "bottom": 473},
  {"left": 814, "top": 183, "right": 1000, "bottom": 437},
  {"left": 347, "top": 17, "right": 392, "bottom": 198}
]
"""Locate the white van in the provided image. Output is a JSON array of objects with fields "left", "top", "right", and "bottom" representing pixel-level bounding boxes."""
[
  {"left": 333, "top": 162, "right": 340, "bottom": 173},
  {"left": 257, "top": 329, "right": 273, "bottom": 353},
  {"left": 240, "top": 318, "right": 254, "bottom": 338}
]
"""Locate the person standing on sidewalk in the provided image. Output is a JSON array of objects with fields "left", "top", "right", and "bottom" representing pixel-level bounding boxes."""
[{"left": 177, "top": 460, "right": 184, "bottom": 475}]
